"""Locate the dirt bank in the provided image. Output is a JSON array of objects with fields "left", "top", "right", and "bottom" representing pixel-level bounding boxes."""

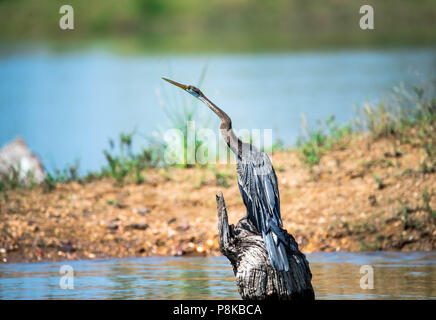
[{"left": 0, "top": 134, "right": 435, "bottom": 263}]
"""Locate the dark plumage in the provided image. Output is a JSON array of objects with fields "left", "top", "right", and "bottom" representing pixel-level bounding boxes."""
[
  {"left": 162, "top": 78, "right": 291, "bottom": 271},
  {"left": 236, "top": 144, "right": 290, "bottom": 271}
]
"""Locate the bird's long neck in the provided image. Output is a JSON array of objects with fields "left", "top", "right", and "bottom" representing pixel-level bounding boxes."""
[{"left": 200, "top": 95, "right": 242, "bottom": 157}]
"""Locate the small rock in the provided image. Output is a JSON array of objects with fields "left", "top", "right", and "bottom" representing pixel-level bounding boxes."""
[
  {"left": 174, "top": 248, "right": 184, "bottom": 256},
  {"left": 127, "top": 223, "right": 149, "bottom": 230},
  {"left": 155, "top": 239, "right": 165, "bottom": 246},
  {"left": 115, "top": 202, "right": 127, "bottom": 209},
  {"left": 176, "top": 224, "right": 190, "bottom": 231},
  {"left": 49, "top": 212, "right": 60, "bottom": 219},
  {"left": 108, "top": 222, "right": 119, "bottom": 231},
  {"left": 167, "top": 217, "right": 177, "bottom": 224},
  {"left": 59, "top": 241, "right": 75, "bottom": 253},
  {"left": 368, "top": 194, "right": 377, "bottom": 206},
  {"left": 137, "top": 207, "right": 150, "bottom": 215},
  {"left": 384, "top": 151, "right": 402, "bottom": 158}
]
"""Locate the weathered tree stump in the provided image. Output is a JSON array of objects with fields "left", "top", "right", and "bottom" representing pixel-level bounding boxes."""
[{"left": 216, "top": 192, "right": 315, "bottom": 300}]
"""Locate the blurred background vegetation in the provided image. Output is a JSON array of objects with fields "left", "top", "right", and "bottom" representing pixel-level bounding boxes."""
[{"left": 0, "top": 0, "right": 435, "bottom": 52}]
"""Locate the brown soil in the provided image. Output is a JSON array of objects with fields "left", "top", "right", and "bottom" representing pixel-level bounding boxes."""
[{"left": 0, "top": 134, "right": 435, "bottom": 263}]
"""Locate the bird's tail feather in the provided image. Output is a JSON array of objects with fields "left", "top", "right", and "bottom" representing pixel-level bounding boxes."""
[{"left": 263, "top": 231, "right": 290, "bottom": 272}]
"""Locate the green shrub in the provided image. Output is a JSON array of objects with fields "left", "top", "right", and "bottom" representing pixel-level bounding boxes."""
[
  {"left": 298, "top": 81, "right": 436, "bottom": 168},
  {"left": 297, "top": 115, "right": 352, "bottom": 167}
]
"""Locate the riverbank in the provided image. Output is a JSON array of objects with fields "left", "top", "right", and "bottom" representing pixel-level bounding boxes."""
[{"left": 1, "top": 132, "right": 435, "bottom": 263}]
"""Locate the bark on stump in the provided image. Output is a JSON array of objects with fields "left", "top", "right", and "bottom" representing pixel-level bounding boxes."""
[{"left": 216, "top": 192, "right": 315, "bottom": 300}]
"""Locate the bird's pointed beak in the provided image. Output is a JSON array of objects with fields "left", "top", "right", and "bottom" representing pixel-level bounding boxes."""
[{"left": 162, "top": 77, "right": 188, "bottom": 91}]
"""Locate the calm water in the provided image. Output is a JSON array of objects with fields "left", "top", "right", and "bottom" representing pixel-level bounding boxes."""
[
  {"left": 0, "top": 252, "right": 434, "bottom": 300},
  {"left": 0, "top": 48, "right": 435, "bottom": 173}
]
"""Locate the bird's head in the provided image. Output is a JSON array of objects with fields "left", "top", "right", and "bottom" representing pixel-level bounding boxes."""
[{"left": 162, "top": 77, "right": 203, "bottom": 99}]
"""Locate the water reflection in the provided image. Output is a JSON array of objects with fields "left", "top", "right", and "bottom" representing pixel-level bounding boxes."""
[
  {"left": 309, "top": 252, "right": 436, "bottom": 299},
  {"left": 0, "top": 252, "right": 434, "bottom": 299}
]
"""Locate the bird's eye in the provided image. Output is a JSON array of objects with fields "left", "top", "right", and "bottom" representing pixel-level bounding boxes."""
[{"left": 188, "top": 87, "right": 201, "bottom": 97}]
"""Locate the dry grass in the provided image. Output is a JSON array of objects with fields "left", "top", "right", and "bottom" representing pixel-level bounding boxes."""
[{"left": 1, "top": 132, "right": 435, "bottom": 263}]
